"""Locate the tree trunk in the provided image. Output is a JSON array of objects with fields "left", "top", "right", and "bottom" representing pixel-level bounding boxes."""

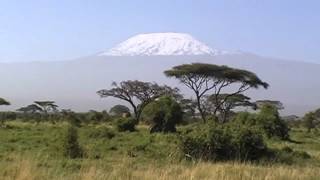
[{"left": 196, "top": 94, "right": 206, "bottom": 123}]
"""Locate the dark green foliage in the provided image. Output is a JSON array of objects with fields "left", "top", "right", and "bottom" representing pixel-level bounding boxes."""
[
  {"left": 0, "top": 111, "right": 17, "bottom": 121},
  {"left": 232, "top": 105, "right": 290, "bottom": 140},
  {"left": 271, "top": 147, "right": 311, "bottom": 164},
  {"left": 179, "top": 98, "right": 197, "bottom": 123},
  {"left": 62, "top": 125, "right": 83, "bottom": 159},
  {"left": 61, "top": 110, "right": 82, "bottom": 127},
  {"left": 143, "top": 96, "right": 183, "bottom": 133},
  {"left": 180, "top": 122, "right": 267, "bottom": 161},
  {"left": 232, "top": 112, "right": 257, "bottom": 126},
  {"left": 109, "top": 105, "right": 130, "bottom": 117},
  {"left": 97, "top": 80, "right": 179, "bottom": 123},
  {"left": 0, "top": 111, "right": 17, "bottom": 127},
  {"left": 180, "top": 122, "right": 232, "bottom": 161},
  {"left": 85, "top": 110, "right": 110, "bottom": 123},
  {"left": 115, "top": 117, "right": 136, "bottom": 132},
  {"left": 302, "top": 111, "right": 319, "bottom": 132},
  {"left": 256, "top": 104, "right": 290, "bottom": 140}
]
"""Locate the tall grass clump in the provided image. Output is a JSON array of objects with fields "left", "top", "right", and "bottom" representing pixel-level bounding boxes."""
[{"left": 62, "top": 125, "right": 84, "bottom": 159}]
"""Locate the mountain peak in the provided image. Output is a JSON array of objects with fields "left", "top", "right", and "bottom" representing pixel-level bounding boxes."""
[{"left": 98, "top": 32, "right": 227, "bottom": 56}]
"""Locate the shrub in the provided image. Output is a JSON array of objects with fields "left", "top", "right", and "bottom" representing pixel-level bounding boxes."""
[
  {"left": 230, "top": 126, "right": 267, "bottom": 160},
  {"left": 180, "top": 122, "right": 232, "bottom": 161},
  {"left": 256, "top": 104, "right": 290, "bottom": 140},
  {"left": 232, "top": 106, "right": 290, "bottom": 140},
  {"left": 180, "top": 122, "right": 267, "bottom": 161},
  {"left": 272, "top": 147, "right": 311, "bottom": 164},
  {"left": 143, "top": 96, "right": 183, "bottom": 133},
  {"left": 62, "top": 125, "right": 83, "bottom": 158},
  {"left": 85, "top": 110, "right": 110, "bottom": 123},
  {"left": 88, "top": 127, "right": 116, "bottom": 139},
  {"left": 115, "top": 117, "right": 136, "bottom": 132},
  {"left": 61, "top": 110, "right": 81, "bottom": 127},
  {"left": 302, "top": 112, "right": 318, "bottom": 132},
  {"left": 0, "top": 111, "right": 17, "bottom": 126}
]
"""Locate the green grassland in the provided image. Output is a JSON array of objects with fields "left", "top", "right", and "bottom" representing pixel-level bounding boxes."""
[{"left": 0, "top": 121, "right": 320, "bottom": 180}]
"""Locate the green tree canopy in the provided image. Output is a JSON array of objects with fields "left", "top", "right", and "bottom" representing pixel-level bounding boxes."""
[
  {"left": 256, "top": 104, "right": 289, "bottom": 140},
  {"left": 303, "top": 110, "right": 320, "bottom": 132},
  {"left": 97, "top": 80, "right": 179, "bottom": 123},
  {"left": 34, "top": 101, "right": 59, "bottom": 113},
  {"left": 17, "top": 104, "right": 43, "bottom": 113},
  {"left": 164, "top": 63, "right": 268, "bottom": 122},
  {"left": 143, "top": 96, "right": 183, "bottom": 133},
  {"left": 109, "top": 105, "right": 131, "bottom": 117}
]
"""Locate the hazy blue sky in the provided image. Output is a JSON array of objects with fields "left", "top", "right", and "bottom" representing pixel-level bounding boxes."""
[{"left": 0, "top": 0, "right": 319, "bottom": 63}]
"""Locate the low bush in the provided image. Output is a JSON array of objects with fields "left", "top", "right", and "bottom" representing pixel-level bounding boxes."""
[
  {"left": 180, "top": 122, "right": 267, "bottom": 161},
  {"left": 143, "top": 96, "right": 183, "bottom": 133},
  {"left": 271, "top": 146, "right": 311, "bottom": 164},
  {"left": 256, "top": 105, "right": 290, "bottom": 140},
  {"left": 88, "top": 126, "right": 116, "bottom": 139},
  {"left": 231, "top": 105, "right": 290, "bottom": 140},
  {"left": 115, "top": 117, "right": 136, "bottom": 132}
]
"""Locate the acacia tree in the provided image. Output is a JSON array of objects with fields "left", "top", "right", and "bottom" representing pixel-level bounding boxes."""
[
  {"left": 34, "top": 101, "right": 59, "bottom": 114},
  {"left": 97, "top": 80, "right": 179, "bottom": 123},
  {"left": 35, "top": 101, "right": 59, "bottom": 123},
  {"left": 206, "top": 94, "right": 255, "bottom": 123},
  {"left": 17, "top": 104, "right": 43, "bottom": 114},
  {"left": 164, "top": 63, "right": 268, "bottom": 122}
]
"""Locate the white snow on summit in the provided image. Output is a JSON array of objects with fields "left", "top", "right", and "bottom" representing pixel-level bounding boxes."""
[{"left": 99, "top": 33, "right": 228, "bottom": 56}]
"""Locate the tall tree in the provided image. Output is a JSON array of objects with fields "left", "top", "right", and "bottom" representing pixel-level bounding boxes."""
[
  {"left": 34, "top": 101, "right": 59, "bottom": 114},
  {"left": 97, "top": 80, "right": 179, "bottom": 123},
  {"left": 164, "top": 63, "right": 268, "bottom": 122}
]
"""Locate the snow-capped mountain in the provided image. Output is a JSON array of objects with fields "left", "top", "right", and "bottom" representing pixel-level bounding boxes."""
[{"left": 99, "top": 33, "right": 228, "bottom": 56}]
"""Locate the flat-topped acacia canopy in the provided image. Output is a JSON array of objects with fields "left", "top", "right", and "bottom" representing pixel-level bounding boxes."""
[
  {"left": 164, "top": 63, "right": 269, "bottom": 122},
  {"left": 164, "top": 63, "right": 269, "bottom": 89}
]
